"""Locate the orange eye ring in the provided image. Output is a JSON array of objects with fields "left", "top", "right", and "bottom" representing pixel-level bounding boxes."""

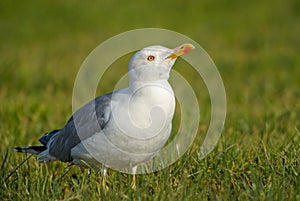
[{"left": 147, "top": 55, "right": 155, "bottom": 61}]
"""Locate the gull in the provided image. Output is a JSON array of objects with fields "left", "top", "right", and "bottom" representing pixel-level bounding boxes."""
[{"left": 14, "top": 43, "right": 194, "bottom": 188}]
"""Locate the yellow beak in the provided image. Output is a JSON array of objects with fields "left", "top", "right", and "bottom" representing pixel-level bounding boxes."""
[{"left": 165, "top": 43, "right": 195, "bottom": 60}]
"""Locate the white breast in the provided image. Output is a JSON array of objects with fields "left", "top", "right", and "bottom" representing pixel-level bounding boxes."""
[{"left": 71, "top": 81, "right": 175, "bottom": 169}]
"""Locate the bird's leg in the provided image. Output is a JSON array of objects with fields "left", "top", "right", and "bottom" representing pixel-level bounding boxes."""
[
  {"left": 101, "top": 168, "right": 108, "bottom": 191},
  {"left": 131, "top": 175, "right": 136, "bottom": 190},
  {"left": 131, "top": 166, "right": 137, "bottom": 190}
]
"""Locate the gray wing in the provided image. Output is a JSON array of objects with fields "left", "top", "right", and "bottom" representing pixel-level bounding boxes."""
[{"left": 41, "top": 92, "right": 112, "bottom": 162}]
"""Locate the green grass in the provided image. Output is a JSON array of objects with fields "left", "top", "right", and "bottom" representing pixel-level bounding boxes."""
[{"left": 1, "top": 0, "right": 300, "bottom": 200}]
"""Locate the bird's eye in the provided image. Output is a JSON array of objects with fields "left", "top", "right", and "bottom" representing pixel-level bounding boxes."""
[{"left": 147, "top": 55, "right": 155, "bottom": 61}]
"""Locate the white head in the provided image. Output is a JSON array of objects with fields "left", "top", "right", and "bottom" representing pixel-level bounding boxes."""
[{"left": 128, "top": 44, "right": 194, "bottom": 83}]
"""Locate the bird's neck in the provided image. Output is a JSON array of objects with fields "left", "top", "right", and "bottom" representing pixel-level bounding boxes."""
[{"left": 129, "top": 79, "right": 171, "bottom": 91}]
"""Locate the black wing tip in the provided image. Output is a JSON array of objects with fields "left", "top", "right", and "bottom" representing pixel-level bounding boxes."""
[
  {"left": 39, "top": 129, "right": 60, "bottom": 146},
  {"left": 13, "top": 146, "right": 47, "bottom": 154},
  {"left": 13, "top": 147, "right": 23, "bottom": 152}
]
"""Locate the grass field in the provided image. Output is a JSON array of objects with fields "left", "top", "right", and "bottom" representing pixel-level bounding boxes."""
[{"left": 1, "top": 0, "right": 300, "bottom": 200}]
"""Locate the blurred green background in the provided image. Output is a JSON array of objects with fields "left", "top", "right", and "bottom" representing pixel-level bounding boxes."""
[{"left": 1, "top": 0, "right": 299, "bottom": 200}]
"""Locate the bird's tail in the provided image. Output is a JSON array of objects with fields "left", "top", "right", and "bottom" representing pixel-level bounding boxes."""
[{"left": 14, "top": 146, "right": 46, "bottom": 155}]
